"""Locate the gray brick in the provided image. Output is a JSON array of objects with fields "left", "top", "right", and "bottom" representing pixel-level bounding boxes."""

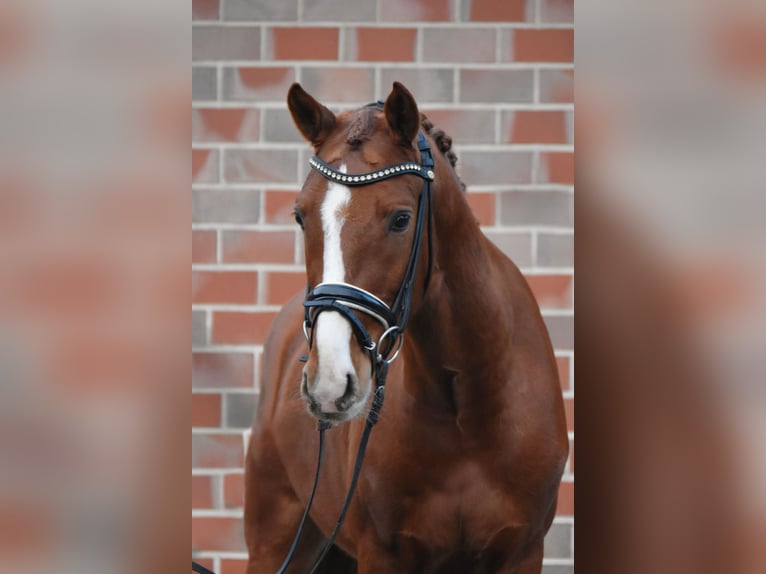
[
  {"left": 192, "top": 25, "right": 260, "bottom": 61},
  {"left": 537, "top": 233, "right": 573, "bottom": 267},
  {"left": 422, "top": 28, "right": 496, "bottom": 63},
  {"left": 544, "top": 523, "right": 572, "bottom": 559},
  {"left": 543, "top": 315, "right": 573, "bottom": 351},
  {"left": 193, "top": 310, "right": 207, "bottom": 347},
  {"left": 459, "top": 151, "right": 533, "bottom": 185},
  {"left": 193, "top": 189, "right": 261, "bottom": 224},
  {"left": 225, "top": 149, "right": 299, "bottom": 183},
  {"left": 193, "top": 67, "right": 217, "bottom": 101},
  {"left": 500, "top": 190, "right": 573, "bottom": 227},
  {"left": 422, "top": 109, "right": 496, "bottom": 144},
  {"left": 303, "top": 0, "right": 376, "bottom": 21},
  {"left": 223, "top": 0, "right": 298, "bottom": 21},
  {"left": 223, "top": 66, "right": 296, "bottom": 102},
  {"left": 224, "top": 392, "right": 259, "bottom": 429},
  {"left": 380, "top": 68, "right": 454, "bottom": 103},
  {"left": 541, "top": 0, "right": 574, "bottom": 23},
  {"left": 483, "top": 231, "right": 532, "bottom": 267},
  {"left": 542, "top": 566, "right": 573, "bottom": 574},
  {"left": 460, "top": 69, "right": 533, "bottom": 103},
  {"left": 539, "top": 69, "right": 573, "bottom": 103},
  {"left": 263, "top": 109, "right": 303, "bottom": 143},
  {"left": 302, "top": 67, "right": 375, "bottom": 102}
]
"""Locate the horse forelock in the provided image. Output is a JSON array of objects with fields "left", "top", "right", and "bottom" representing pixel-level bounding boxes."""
[{"left": 345, "top": 106, "right": 377, "bottom": 149}]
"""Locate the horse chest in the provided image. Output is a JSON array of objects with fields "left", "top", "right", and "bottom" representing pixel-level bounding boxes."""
[{"left": 366, "top": 460, "right": 520, "bottom": 553}]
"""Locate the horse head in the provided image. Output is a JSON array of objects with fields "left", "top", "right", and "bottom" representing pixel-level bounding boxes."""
[{"left": 287, "top": 82, "right": 432, "bottom": 423}]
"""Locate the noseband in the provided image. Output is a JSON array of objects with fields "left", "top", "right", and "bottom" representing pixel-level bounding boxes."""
[{"left": 302, "top": 122, "right": 435, "bottom": 373}]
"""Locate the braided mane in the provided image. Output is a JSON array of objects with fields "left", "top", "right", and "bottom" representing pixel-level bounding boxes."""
[{"left": 420, "top": 113, "right": 466, "bottom": 192}]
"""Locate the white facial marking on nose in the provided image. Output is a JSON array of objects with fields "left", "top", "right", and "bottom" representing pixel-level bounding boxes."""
[{"left": 313, "top": 164, "right": 354, "bottom": 406}]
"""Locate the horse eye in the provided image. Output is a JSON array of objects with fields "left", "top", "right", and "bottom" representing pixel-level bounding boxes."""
[
  {"left": 389, "top": 212, "right": 411, "bottom": 233},
  {"left": 294, "top": 211, "right": 304, "bottom": 229}
]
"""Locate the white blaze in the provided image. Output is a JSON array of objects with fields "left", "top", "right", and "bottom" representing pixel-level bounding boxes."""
[{"left": 313, "top": 164, "right": 354, "bottom": 407}]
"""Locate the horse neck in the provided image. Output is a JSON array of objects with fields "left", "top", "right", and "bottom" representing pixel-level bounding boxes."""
[{"left": 405, "top": 164, "right": 517, "bottom": 423}]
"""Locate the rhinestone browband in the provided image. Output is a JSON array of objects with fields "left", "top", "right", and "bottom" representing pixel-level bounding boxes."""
[{"left": 309, "top": 155, "right": 435, "bottom": 186}]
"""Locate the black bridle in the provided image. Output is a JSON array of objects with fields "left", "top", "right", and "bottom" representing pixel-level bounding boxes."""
[
  {"left": 303, "top": 128, "right": 435, "bottom": 371},
  {"left": 193, "top": 104, "right": 435, "bottom": 574}
]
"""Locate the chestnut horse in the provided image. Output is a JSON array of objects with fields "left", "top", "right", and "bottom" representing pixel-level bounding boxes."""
[{"left": 244, "top": 82, "right": 569, "bottom": 573}]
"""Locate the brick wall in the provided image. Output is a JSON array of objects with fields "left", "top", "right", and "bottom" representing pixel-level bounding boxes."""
[{"left": 192, "top": 1, "right": 573, "bottom": 572}]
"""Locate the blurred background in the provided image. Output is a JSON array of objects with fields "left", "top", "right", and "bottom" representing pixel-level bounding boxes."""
[
  {"left": 575, "top": 0, "right": 766, "bottom": 572},
  {"left": 192, "top": 1, "right": 574, "bottom": 572},
  {"left": 0, "top": 0, "right": 189, "bottom": 573}
]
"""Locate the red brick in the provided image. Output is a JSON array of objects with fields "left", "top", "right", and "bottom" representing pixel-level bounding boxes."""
[
  {"left": 568, "top": 438, "right": 574, "bottom": 473},
  {"left": 192, "top": 516, "right": 245, "bottom": 552},
  {"left": 540, "top": 69, "right": 574, "bottom": 103},
  {"left": 223, "top": 473, "right": 245, "bottom": 509},
  {"left": 465, "top": 192, "right": 495, "bottom": 226},
  {"left": 192, "top": 475, "right": 216, "bottom": 509},
  {"left": 193, "top": 433, "right": 245, "bottom": 468},
  {"left": 541, "top": 152, "right": 574, "bottom": 184},
  {"left": 381, "top": 0, "right": 451, "bottom": 21},
  {"left": 221, "top": 559, "right": 249, "bottom": 574},
  {"left": 212, "top": 311, "right": 278, "bottom": 345},
  {"left": 268, "top": 27, "right": 338, "bottom": 61},
  {"left": 193, "top": 0, "right": 219, "bottom": 20},
  {"left": 228, "top": 67, "right": 296, "bottom": 101},
  {"left": 192, "top": 109, "right": 260, "bottom": 143},
  {"left": 509, "top": 111, "right": 568, "bottom": 144},
  {"left": 349, "top": 27, "right": 417, "bottom": 62},
  {"left": 264, "top": 271, "right": 306, "bottom": 305},
  {"left": 556, "top": 356, "right": 570, "bottom": 391},
  {"left": 192, "top": 149, "right": 218, "bottom": 183},
  {"left": 524, "top": 274, "right": 572, "bottom": 310},
  {"left": 512, "top": 29, "right": 574, "bottom": 63},
  {"left": 193, "top": 393, "right": 222, "bottom": 427},
  {"left": 556, "top": 481, "right": 574, "bottom": 516},
  {"left": 467, "top": 0, "right": 529, "bottom": 22},
  {"left": 192, "top": 271, "right": 258, "bottom": 304},
  {"left": 264, "top": 190, "right": 300, "bottom": 224},
  {"left": 193, "top": 352, "right": 255, "bottom": 389},
  {"left": 564, "top": 397, "right": 573, "bottom": 432},
  {"left": 222, "top": 230, "right": 295, "bottom": 264},
  {"left": 192, "top": 230, "right": 217, "bottom": 263}
]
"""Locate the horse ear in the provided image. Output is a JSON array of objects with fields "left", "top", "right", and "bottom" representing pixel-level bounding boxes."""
[
  {"left": 287, "top": 83, "right": 337, "bottom": 150},
  {"left": 384, "top": 82, "right": 420, "bottom": 147}
]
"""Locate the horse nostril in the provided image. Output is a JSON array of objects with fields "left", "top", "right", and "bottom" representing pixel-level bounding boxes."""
[{"left": 335, "top": 372, "right": 357, "bottom": 411}]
